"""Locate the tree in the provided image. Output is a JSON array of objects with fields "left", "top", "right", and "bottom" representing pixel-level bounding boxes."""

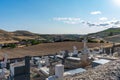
[
  {"left": 8, "top": 44, "right": 17, "bottom": 48},
  {"left": 100, "top": 40, "right": 104, "bottom": 43},
  {"left": 108, "top": 32, "right": 113, "bottom": 36},
  {"left": 30, "top": 40, "right": 40, "bottom": 45}
]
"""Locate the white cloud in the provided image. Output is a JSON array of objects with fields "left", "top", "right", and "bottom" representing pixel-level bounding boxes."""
[
  {"left": 53, "top": 17, "right": 120, "bottom": 27},
  {"left": 85, "top": 19, "right": 120, "bottom": 28},
  {"left": 53, "top": 17, "right": 80, "bottom": 21},
  {"left": 63, "top": 21, "right": 80, "bottom": 24},
  {"left": 90, "top": 11, "right": 102, "bottom": 15},
  {"left": 53, "top": 17, "right": 81, "bottom": 24},
  {"left": 99, "top": 17, "right": 108, "bottom": 21}
]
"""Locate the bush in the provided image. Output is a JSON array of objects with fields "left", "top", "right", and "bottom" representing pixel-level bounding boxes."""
[
  {"left": 100, "top": 40, "right": 104, "bottom": 43},
  {"left": 88, "top": 39, "right": 98, "bottom": 43},
  {"left": 108, "top": 32, "right": 113, "bottom": 36},
  {"left": 30, "top": 40, "right": 40, "bottom": 45},
  {"left": 8, "top": 44, "right": 17, "bottom": 48}
]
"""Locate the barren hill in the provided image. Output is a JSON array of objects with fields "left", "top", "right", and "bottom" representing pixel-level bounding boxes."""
[{"left": 0, "top": 29, "right": 14, "bottom": 41}]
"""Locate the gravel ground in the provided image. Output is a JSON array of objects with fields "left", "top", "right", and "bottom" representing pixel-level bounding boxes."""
[{"left": 64, "top": 59, "right": 120, "bottom": 80}]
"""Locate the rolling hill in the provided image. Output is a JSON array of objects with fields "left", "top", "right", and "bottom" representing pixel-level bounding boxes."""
[
  {"left": 88, "top": 28, "right": 120, "bottom": 38},
  {"left": 0, "top": 28, "right": 120, "bottom": 43},
  {"left": 12, "top": 30, "right": 41, "bottom": 40},
  {"left": 0, "top": 29, "right": 41, "bottom": 43},
  {"left": 0, "top": 29, "right": 81, "bottom": 43},
  {"left": 87, "top": 28, "right": 120, "bottom": 42}
]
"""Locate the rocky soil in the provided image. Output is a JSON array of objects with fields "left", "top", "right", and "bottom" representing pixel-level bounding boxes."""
[{"left": 64, "top": 59, "right": 120, "bottom": 80}]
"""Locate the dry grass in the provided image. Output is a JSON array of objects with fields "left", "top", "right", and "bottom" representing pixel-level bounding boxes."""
[
  {"left": 0, "top": 40, "right": 19, "bottom": 44},
  {"left": 0, "top": 42, "right": 111, "bottom": 60},
  {"left": 13, "top": 36, "right": 38, "bottom": 40}
]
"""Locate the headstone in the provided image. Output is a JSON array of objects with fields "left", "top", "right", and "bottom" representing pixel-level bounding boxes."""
[
  {"left": 38, "top": 58, "right": 42, "bottom": 68},
  {"left": 73, "top": 46, "right": 78, "bottom": 56},
  {"left": 15, "top": 60, "right": 18, "bottom": 63},
  {"left": 100, "top": 45, "right": 103, "bottom": 53},
  {"left": 0, "top": 68, "right": 5, "bottom": 79},
  {"left": 109, "top": 48, "right": 112, "bottom": 56},
  {"left": 55, "top": 64, "right": 64, "bottom": 80},
  {"left": 68, "top": 53, "right": 73, "bottom": 57},
  {"left": 45, "top": 56, "right": 50, "bottom": 66},
  {"left": 82, "top": 37, "right": 89, "bottom": 54},
  {"left": 60, "top": 51, "right": 65, "bottom": 56},
  {"left": 63, "top": 50, "right": 69, "bottom": 59},
  {"left": 111, "top": 43, "right": 115, "bottom": 53},
  {"left": 78, "top": 53, "right": 81, "bottom": 57},
  {"left": 23, "top": 56, "right": 30, "bottom": 80},
  {"left": 104, "top": 48, "right": 106, "bottom": 54},
  {"left": 81, "top": 38, "right": 89, "bottom": 64},
  {"left": 2, "top": 54, "right": 8, "bottom": 68}
]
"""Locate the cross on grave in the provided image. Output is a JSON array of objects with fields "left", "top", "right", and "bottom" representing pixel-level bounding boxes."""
[
  {"left": 82, "top": 38, "right": 90, "bottom": 54},
  {"left": 82, "top": 38, "right": 88, "bottom": 49},
  {"left": 109, "top": 48, "right": 112, "bottom": 56}
]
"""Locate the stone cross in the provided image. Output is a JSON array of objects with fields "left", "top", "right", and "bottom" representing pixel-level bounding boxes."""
[
  {"left": 4, "top": 54, "right": 8, "bottom": 63},
  {"left": 82, "top": 37, "right": 89, "bottom": 54},
  {"left": 82, "top": 38, "right": 87, "bottom": 49},
  {"left": 109, "top": 48, "right": 112, "bottom": 56}
]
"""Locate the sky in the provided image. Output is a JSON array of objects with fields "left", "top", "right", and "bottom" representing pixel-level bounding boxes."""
[{"left": 0, "top": 0, "right": 120, "bottom": 34}]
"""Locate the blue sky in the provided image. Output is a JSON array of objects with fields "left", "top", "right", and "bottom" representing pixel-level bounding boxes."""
[{"left": 0, "top": 0, "right": 120, "bottom": 34}]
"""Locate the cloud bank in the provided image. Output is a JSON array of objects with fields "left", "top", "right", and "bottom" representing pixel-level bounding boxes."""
[
  {"left": 53, "top": 17, "right": 120, "bottom": 28},
  {"left": 53, "top": 10, "right": 120, "bottom": 28},
  {"left": 86, "top": 20, "right": 120, "bottom": 27}
]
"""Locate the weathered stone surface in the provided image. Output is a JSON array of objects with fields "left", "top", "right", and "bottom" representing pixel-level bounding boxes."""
[{"left": 64, "top": 59, "right": 120, "bottom": 80}]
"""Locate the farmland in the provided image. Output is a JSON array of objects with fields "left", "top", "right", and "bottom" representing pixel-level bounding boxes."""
[{"left": 0, "top": 42, "right": 112, "bottom": 60}]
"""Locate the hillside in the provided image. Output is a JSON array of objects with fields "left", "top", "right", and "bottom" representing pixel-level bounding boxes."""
[
  {"left": 40, "top": 34, "right": 81, "bottom": 42},
  {"left": 0, "top": 29, "right": 82, "bottom": 43},
  {"left": 105, "top": 34, "right": 120, "bottom": 42},
  {"left": 0, "top": 29, "right": 15, "bottom": 42},
  {"left": 13, "top": 30, "right": 38, "bottom": 36},
  {"left": 88, "top": 28, "right": 120, "bottom": 38},
  {"left": 0, "top": 29, "right": 41, "bottom": 43},
  {"left": 12, "top": 30, "right": 40, "bottom": 40},
  {"left": 87, "top": 28, "right": 120, "bottom": 42}
]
